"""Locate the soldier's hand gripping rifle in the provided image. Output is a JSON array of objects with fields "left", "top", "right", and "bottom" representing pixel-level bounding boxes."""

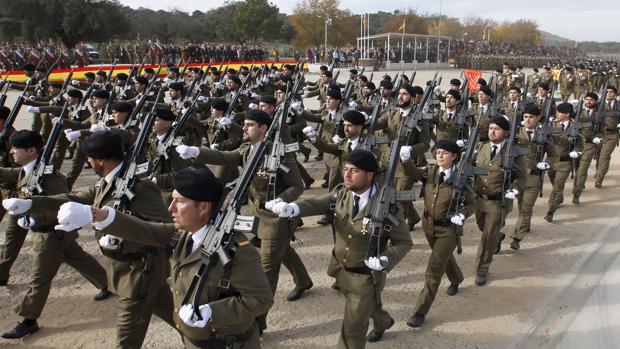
[
  {"left": 0, "top": 81, "right": 31, "bottom": 145},
  {"left": 591, "top": 83, "right": 609, "bottom": 137},
  {"left": 358, "top": 101, "right": 385, "bottom": 151},
  {"left": 102, "top": 59, "right": 118, "bottom": 91},
  {"left": 447, "top": 121, "right": 488, "bottom": 254},
  {"left": 22, "top": 105, "right": 67, "bottom": 196},
  {"left": 0, "top": 73, "right": 11, "bottom": 107},
  {"left": 111, "top": 94, "right": 159, "bottom": 212},
  {"left": 331, "top": 69, "right": 361, "bottom": 138},
  {"left": 568, "top": 97, "right": 589, "bottom": 179},
  {"left": 456, "top": 79, "right": 471, "bottom": 142},
  {"left": 402, "top": 72, "right": 438, "bottom": 144}
]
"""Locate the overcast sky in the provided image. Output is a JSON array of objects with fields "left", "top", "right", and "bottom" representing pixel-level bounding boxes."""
[{"left": 119, "top": 0, "right": 616, "bottom": 42}]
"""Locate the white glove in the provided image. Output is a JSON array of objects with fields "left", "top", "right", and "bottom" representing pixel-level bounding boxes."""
[
  {"left": 434, "top": 85, "right": 442, "bottom": 96},
  {"left": 55, "top": 202, "right": 93, "bottom": 232},
  {"left": 274, "top": 71, "right": 281, "bottom": 77},
  {"left": 65, "top": 130, "right": 81, "bottom": 142},
  {"left": 265, "top": 198, "right": 283, "bottom": 211},
  {"left": 332, "top": 135, "right": 343, "bottom": 143},
  {"left": 197, "top": 95, "right": 208, "bottom": 102},
  {"left": 176, "top": 145, "right": 200, "bottom": 159},
  {"left": 569, "top": 151, "right": 580, "bottom": 159},
  {"left": 3, "top": 198, "right": 32, "bottom": 215},
  {"left": 361, "top": 111, "right": 369, "bottom": 122},
  {"left": 215, "top": 82, "right": 225, "bottom": 90},
  {"left": 400, "top": 146, "right": 412, "bottom": 161},
  {"left": 178, "top": 304, "right": 212, "bottom": 328},
  {"left": 51, "top": 116, "right": 61, "bottom": 124},
  {"left": 28, "top": 95, "right": 36, "bottom": 101},
  {"left": 527, "top": 92, "right": 532, "bottom": 98},
  {"left": 251, "top": 92, "right": 260, "bottom": 100},
  {"left": 71, "top": 79, "right": 80, "bottom": 86},
  {"left": 26, "top": 106, "right": 40, "bottom": 113},
  {"left": 456, "top": 139, "right": 466, "bottom": 148},
  {"left": 209, "top": 143, "right": 219, "bottom": 150},
  {"left": 217, "top": 116, "right": 232, "bottom": 128},
  {"left": 151, "top": 176, "right": 158, "bottom": 184},
  {"left": 592, "top": 137, "right": 601, "bottom": 144},
  {"left": 504, "top": 188, "right": 519, "bottom": 200},
  {"left": 98, "top": 234, "right": 123, "bottom": 250},
  {"left": 536, "top": 162, "right": 550, "bottom": 170},
  {"left": 292, "top": 101, "right": 303, "bottom": 113},
  {"left": 617, "top": 123, "right": 620, "bottom": 129},
  {"left": 261, "top": 76, "right": 269, "bottom": 84},
  {"left": 17, "top": 216, "right": 36, "bottom": 229},
  {"left": 271, "top": 202, "right": 299, "bottom": 218},
  {"left": 90, "top": 123, "right": 108, "bottom": 133},
  {"left": 348, "top": 101, "right": 358, "bottom": 110},
  {"left": 302, "top": 126, "right": 317, "bottom": 142},
  {"left": 248, "top": 103, "right": 258, "bottom": 110},
  {"left": 450, "top": 213, "right": 465, "bottom": 226},
  {"left": 364, "top": 256, "right": 388, "bottom": 271}
]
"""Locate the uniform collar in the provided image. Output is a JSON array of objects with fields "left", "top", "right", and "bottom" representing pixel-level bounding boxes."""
[
  {"left": 23, "top": 159, "right": 37, "bottom": 175},
  {"left": 104, "top": 163, "right": 123, "bottom": 184}
]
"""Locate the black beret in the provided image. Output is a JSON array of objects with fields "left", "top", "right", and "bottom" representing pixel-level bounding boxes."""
[
  {"left": 279, "top": 75, "right": 292, "bottom": 83},
  {"left": 173, "top": 167, "right": 223, "bottom": 203},
  {"left": 343, "top": 110, "right": 365, "bottom": 125},
  {"left": 450, "top": 78, "right": 461, "bottom": 86},
  {"left": 327, "top": 88, "right": 342, "bottom": 100},
  {"left": 366, "top": 82, "right": 376, "bottom": 90},
  {"left": 608, "top": 86, "right": 618, "bottom": 94},
  {"left": 509, "top": 85, "right": 521, "bottom": 93},
  {"left": 35, "top": 66, "right": 46, "bottom": 73},
  {"left": 92, "top": 89, "right": 110, "bottom": 99},
  {"left": 227, "top": 68, "right": 237, "bottom": 75},
  {"left": 245, "top": 109, "right": 272, "bottom": 126},
  {"left": 436, "top": 139, "right": 460, "bottom": 154},
  {"left": 538, "top": 82, "right": 550, "bottom": 91},
  {"left": 10, "top": 130, "right": 43, "bottom": 150},
  {"left": 446, "top": 89, "right": 461, "bottom": 100},
  {"left": 143, "top": 67, "right": 155, "bottom": 74},
  {"left": 22, "top": 64, "right": 35, "bottom": 71},
  {"left": 259, "top": 95, "right": 277, "bottom": 105},
  {"left": 284, "top": 64, "right": 295, "bottom": 71},
  {"left": 210, "top": 98, "right": 228, "bottom": 111},
  {"left": 382, "top": 74, "right": 392, "bottom": 82},
  {"left": 81, "top": 130, "right": 124, "bottom": 160},
  {"left": 134, "top": 76, "right": 148, "bottom": 85},
  {"left": 111, "top": 101, "right": 133, "bottom": 113},
  {"left": 274, "top": 84, "right": 287, "bottom": 92},
  {"left": 115, "top": 72, "right": 128, "bottom": 80},
  {"left": 379, "top": 80, "right": 393, "bottom": 89},
  {"left": 166, "top": 63, "right": 175, "bottom": 68},
  {"left": 84, "top": 72, "right": 96, "bottom": 79},
  {"left": 155, "top": 107, "right": 176, "bottom": 121},
  {"left": 411, "top": 85, "right": 424, "bottom": 96},
  {"left": 533, "top": 68, "right": 539, "bottom": 72},
  {"left": 401, "top": 84, "right": 416, "bottom": 96},
  {"left": 490, "top": 115, "right": 510, "bottom": 130},
  {"left": 212, "top": 70, "right": 221, "bottom": 76},
  {"left": 477, "top": 78, "right": 487, "bottom": 86},
  {"left": 168, "top": 67, "right": 179, "bottom": 73},
  {"left": 544, "top": 66, "right": 551, "bottom": 70},
  {"left": 585, "top": 92, "right": 598, "bottom": 100},
  {"left": 350, "top": 69, "right": 358, "bottom": 74},
  {"left": 359, "top": 75, "right": 368, "bottom": 83},
  {"left": 323, "top": 71, "right": 333, "bottom": 78},
  {"left": 168, "top": 82, "right": 184, "bottom": 91},
  {"left": 319, "top": 65, "right": 328, "bottom": 71},
  {"left": 524, "top": 103, "right": 541, "bottom": 116},
  {"left": 67, "top": 89, "right": 83, "bottom": 99},
  {"left": 50, "top": 82, "right": 63, "bottom": 89},
  {"left": 0, "top": 106, "right": 9, "bottom": 120},
  {"left": 229, "top": 75, "right": 242, "bottom": 85},
  {"left": 96, "top": 70, "right": 107, "bottom": 77},
  {"left": 557, "top": 102, "right": 573, "bottom": 113},
  {"left": 401, "top": 74, "right": 409, "bottom": 81},
  {"left": 479, "top": 86, "right": 493, "bottom": 98},
  {"left": 239, "top": 70, "right": 249, "bottom": 77},
  {"left": 346, "top": 149, "right": 378, "bottom": 172}
]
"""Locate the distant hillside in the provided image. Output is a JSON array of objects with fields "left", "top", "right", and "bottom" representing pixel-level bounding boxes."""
[{"left": 540, "top": 30, "right": 573, "bottom": 45}]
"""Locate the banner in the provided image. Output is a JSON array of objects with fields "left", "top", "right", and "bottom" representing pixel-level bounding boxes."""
[{"left": 463, "top": 69, "right": 482, "bottom": 93}]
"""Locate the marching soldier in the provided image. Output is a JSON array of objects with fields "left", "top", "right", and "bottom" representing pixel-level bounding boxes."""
[
  {"left": 505, "top": 86, "right": 521, "bottom": 121},
  {"left": 527, "top": 68, "right": 541, "bottom": 96},
  {"left": 544, "top": 102, "right": 582, "bottom": 222},
  {"left": 204, "top": 98, "right": 242, "bottom": 183},
  {"left": 469, "top": 85, "right": 494, "bottom": 142},
  {"left": 559, "top": 67, "right": 575, "bottom": 102},
  {"left": 574, "top": 64, "right": 590, "bottom": 100},
  {"left": 511, "top": 104, "right": 554, "bottom": 250},
  {"left": 57, "top": 167, "right": 274, "bottom": 349},
  {"left": 473, "top": 116, "right": 526, "bottom": 285},
  {"left": 269, "top": 150, "right": 412, "bottom": 348},
  {"left": 540, "top": 66, "right": 553, "bottom": 87},
  {"left": 4, "top": 131, "right": 176, "bottom": 348},
  {"left": 0, "top": 130, "right": 109, "bottom": 339},
  {"left": 176, "top": 109, "right": 304, "bottom": 334},
  {"left": 573, "top": 92, "right": 600, "bottom": 203},
  {"left": 593, "top": 86, "right": 620, "bottom": 188},
  {"left": 433, "top": 89, "right": 466, "bottom": 143},
  {"left": 399, "top": 140, "right": 473, "bottom": 328}
]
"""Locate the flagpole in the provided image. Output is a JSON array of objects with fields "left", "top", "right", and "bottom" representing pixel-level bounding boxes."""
[{"left": 400, "top": 20, "right": 405, "bottom": 68}]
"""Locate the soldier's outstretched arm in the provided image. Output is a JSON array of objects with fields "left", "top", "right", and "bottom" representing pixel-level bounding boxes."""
[
  {"left": 29, "top": 186, "right": 97, "bottom": 214},
  {"left": 195, "top": 147, "right": 243, "bottom": 167},
  {"left": 295, "top": 191, "right": 335, "bottom": 217},
  {"left": 97, "top": 208, "right": 176, "bottom": 248}
]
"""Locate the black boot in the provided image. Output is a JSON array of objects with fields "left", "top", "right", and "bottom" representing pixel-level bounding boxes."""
[{"left": 1, "top": 319, "right": 39, "bottom": 339}]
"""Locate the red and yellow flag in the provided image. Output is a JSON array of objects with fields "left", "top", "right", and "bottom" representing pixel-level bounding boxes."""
[{"left": 463, "top": 69, "right": 482, "bottom": 93}]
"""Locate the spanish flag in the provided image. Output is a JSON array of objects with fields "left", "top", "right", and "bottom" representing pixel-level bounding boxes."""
[{"left": 398, "top": 20, "right": 406, "bottom": 33}]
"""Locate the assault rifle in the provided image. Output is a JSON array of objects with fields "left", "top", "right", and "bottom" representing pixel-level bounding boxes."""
[
  {"left": 500, "top": 104, "right": 529, "bottom": 218},
  {"left": 568, "top": 97, "right": 589, "bottom": 179},
  {"left": 358, "top": 100, "right": 385, "bottom": 151},
  {"left": 447, "top": 120, "right": 488, "bottom": 254},
  {"left": 22, "top": 107, "right": 67, "bottom": 196},
  {"left": 534, "top": 84, "right": 561, "bottom": 197},
  {"left": 0, "top": 73, "right": 11, "bottom": 106},
  {"left": 0, "top": 81, "right": 31, "bottom": 144}
]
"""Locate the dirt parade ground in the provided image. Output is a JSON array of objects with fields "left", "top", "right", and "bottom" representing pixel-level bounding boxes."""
[{"left": 0, "top": 68, "right": 619, "bottom": 348}]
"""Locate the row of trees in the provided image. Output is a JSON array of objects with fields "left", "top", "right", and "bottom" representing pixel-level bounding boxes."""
[{"left": 0, "top": 0, "right": 584, "bottom": 51}]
